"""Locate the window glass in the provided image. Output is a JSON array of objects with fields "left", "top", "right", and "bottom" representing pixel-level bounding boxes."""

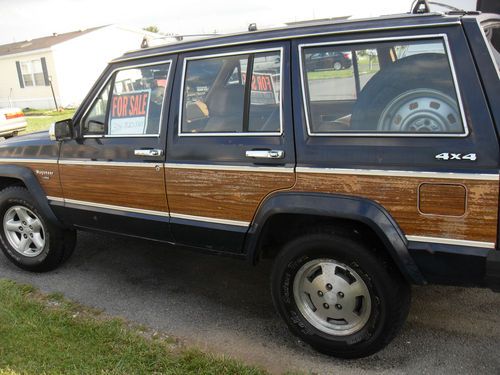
[
  {"left": 82, "top": 81, "right": 111, "bottom": 135},
  {"left": 302, "top": 39, "right": 465, "bottom": 135},
  {"left": 20, "top": 60, "right": 44, "bottom": 87},
  {"left": 20, "top": 62, "right": 33, "bottom": 87},
  {"left": 181, "top": 50, "right": 281, "bottom": 134},
  {"left": 248, "top": 51, "right": 281, "bottom": 132},
  {"left": 83, "top": 62, "right": 170, "bottom": 136},
  {"left": 109, "top": 64, "right": 169, "bottom": 135},
  {"left": 32, "top": 60, "right": 45, "bottom": 86},
  {"left": 182, "top": 55, "right": 247, "bottom": 133},
  {"left": 483, "top": 24, "right": 500, "bottom": 76}
]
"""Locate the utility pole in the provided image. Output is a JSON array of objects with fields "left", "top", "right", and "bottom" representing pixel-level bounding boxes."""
[{"left": 48, "top": 76, "right": 59, "bottom": 111}]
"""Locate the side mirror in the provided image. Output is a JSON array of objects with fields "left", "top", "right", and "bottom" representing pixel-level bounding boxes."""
[{"left": 49, "top": 119, "right": 74, "bottom": 141}]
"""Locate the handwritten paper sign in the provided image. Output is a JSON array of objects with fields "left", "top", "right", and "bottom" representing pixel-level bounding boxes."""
[{"left": 109, "top": 90, "right": 150, "bottom": 135}]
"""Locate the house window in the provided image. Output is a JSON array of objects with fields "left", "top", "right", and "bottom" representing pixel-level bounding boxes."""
[{"left": 20, "top": 60, "right": 45, "bottom": 87}]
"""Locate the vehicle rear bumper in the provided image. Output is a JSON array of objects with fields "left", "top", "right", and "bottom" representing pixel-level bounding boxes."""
[{"left": 408, "top": 240, "right": 500, "bottom": 292}]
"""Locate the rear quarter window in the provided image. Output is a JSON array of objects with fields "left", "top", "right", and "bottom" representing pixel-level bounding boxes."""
[{"left": 301, "top": 37, "right": 466, "bottom": 136}]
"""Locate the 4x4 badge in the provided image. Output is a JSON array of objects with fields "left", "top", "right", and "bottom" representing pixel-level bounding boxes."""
[{"left": 435, "top": 153, "right": 477, "bottom": 161}]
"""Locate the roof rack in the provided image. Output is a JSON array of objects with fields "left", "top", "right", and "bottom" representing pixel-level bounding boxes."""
[{"left": 411, "top": 0, "right": 431, "bottom": 14}]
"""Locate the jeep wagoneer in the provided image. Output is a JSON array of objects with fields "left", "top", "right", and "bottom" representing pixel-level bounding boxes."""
[{"left": 0, "top": 10, "right": 498, "bottom": 358}]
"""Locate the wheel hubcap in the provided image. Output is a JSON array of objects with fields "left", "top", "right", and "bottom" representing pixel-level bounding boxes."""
[
  {"left": 378, "top": 88, "right": 461, "bottom": 133},
  {"left": 3, "top": 205, "right": 46, "bottom": 257},
  {"left": 293, "top": 259, "right": 371, "bottom": 336}
]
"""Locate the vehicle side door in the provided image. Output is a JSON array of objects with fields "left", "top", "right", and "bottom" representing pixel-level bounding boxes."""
[
  {"left": 57, "top": 56, "right": 176, "bottom": 241},
  {"left": 165, "top": 42, "right": 295, "bottom": 253}
]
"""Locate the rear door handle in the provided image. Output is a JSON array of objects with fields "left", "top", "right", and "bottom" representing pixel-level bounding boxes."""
[
  {"left": 134, "top": 149, "right": 163, "bottom": 157},
  {"left": 245, "top": 150, "right": 285, "bottom": 159}
]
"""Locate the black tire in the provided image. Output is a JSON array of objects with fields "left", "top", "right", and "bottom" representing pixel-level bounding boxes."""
[
  {"left": 0, "top": 186, "right": 76, "bottom": 272},
  {"left": 350, "top": 53, "right": 457, "bottom": 132},
  {"left": 271, "top": 230, "right": 411, "bottom": 359}
]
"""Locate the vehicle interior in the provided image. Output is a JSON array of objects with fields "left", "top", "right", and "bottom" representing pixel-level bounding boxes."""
[
  {"left": 83, "top": 65, "right": 170, "bottom": 136},
  {"left": 304, "top": 38, "right": 464, "bottom": 134},
  {"left": 182, "top": 52, "right": 281, "bottom": 134}
]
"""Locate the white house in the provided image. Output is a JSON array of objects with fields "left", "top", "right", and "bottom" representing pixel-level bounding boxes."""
[{"left": 0, "top": 25, "right": 156, "bottom": 109}]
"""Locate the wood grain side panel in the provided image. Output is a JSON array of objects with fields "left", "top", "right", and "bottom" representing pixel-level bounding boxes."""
[
  {"left": 418, "top": 183, "right": 466, "bottom": 216},
  {"left": 0, "top": 162, "right": 63, "bottom": 197},
  {"left": 60, "top": 164, "right": 168, "bottom": 212},
  {"left": 293, "top": 173, "right": 498, "bottom": 243},
  {"left": 165, "top": 168, "right": 295, "bottom": 222},
  {"left": 30, "top": 163, "right": 63, "bottom": 197}
]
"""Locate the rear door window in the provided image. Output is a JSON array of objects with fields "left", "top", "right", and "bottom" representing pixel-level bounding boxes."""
[{"left": 180, "top": 49, "right": 282, "bottom": 135}]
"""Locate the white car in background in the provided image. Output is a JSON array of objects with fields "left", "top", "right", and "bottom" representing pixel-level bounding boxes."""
[{"left": 0, "top": 108, "right": 26, "bottom": 138}]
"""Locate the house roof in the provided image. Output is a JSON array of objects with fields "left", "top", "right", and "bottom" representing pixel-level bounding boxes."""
[{"left": 0, "top": 26, "right": 107, "bottom": 57}]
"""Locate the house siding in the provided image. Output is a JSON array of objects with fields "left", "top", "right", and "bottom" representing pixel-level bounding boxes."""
[
  {"left": 0, "top": 50, "right": 61, "bottom": 109},
  {"left": 0, "top": 26, "right": 150, "bottom": 109}
]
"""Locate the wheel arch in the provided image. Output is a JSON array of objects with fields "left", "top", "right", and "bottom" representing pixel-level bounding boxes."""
[
  {"left": 245, "top": 192, "right": 425, "bottom": 285},
  {"left": 0, "top": 165, "right": 62, "bottom": 228}
]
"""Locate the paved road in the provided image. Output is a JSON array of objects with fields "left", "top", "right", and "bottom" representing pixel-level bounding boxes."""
[{"left": 0, "top": 231, "right": 499, "bottom": 374}]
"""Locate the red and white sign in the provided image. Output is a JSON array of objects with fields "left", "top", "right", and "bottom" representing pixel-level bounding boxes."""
[
  {"left": 242, "top": 73, "right": 278, "bottom": 105},
  {"left": 109, "top": 90, "right": 150, "bottom": 135}
]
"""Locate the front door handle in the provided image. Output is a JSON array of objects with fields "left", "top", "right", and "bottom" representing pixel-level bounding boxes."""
[
  {"left": 245, "top": 150, "right": 285, "bottom": 159},
  {"left": 134, "top": 149, "right": 163, "bottom": 157}
]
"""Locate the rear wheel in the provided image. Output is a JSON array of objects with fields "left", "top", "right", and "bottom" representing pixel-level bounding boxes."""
[
  {"left": 333, "top": 61, "right": 343, "bottom": 70},
  {"left": 271, "top": 230, "right": 411, "bottom": 358},
  {"left": 0, "top": 186, "right": 76, "bottom": 272}
]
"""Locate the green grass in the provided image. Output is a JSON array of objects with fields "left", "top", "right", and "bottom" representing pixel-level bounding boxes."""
[
  {"left": 307, "top": 65, "right": 380, "bottom": 81},
  {"left": 23, "top": 108, "right": 76, "bottom": 117},
  {"left": 0, "top": 279, "right": 269, "bottom": 375},
  {"left": 22, "top": 109, "right": 76, "bottom": 135}
]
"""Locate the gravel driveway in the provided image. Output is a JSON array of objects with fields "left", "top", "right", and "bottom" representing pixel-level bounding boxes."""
[{"left": 0, "top": 231, "right": 499, "bottom": 374}]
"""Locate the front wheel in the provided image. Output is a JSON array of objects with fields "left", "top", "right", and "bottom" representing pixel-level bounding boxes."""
[
  {"left": 0, "top": 186, "right": 76, "bottom": 272},
  {"left": 271, "top": 231, "right": 411, "bottom": 358}
]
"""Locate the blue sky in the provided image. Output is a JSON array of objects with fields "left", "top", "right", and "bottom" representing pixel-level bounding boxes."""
[{"left": 0, "top": 0, "right": 477, "bottom": 45}]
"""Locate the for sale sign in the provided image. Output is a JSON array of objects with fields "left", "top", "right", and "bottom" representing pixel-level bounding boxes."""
[
  {"left": 242, "top": 73, "right": 278, "bottom": 105},
  {"left": 109, "top": 90, "right": 150, "bottom": 135}
]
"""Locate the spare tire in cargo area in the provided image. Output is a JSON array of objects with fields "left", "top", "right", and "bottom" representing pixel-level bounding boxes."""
[{"left": 350, "top": 53, "right": 463, "bottom": 134}]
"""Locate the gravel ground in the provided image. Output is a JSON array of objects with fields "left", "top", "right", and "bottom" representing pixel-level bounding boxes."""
[{"left": 0, "top": 231, "right": 499, "bottom": 375}]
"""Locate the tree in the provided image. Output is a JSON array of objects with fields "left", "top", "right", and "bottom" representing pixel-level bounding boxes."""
[{"left": 143, "top": 26, "right": 160, "bottom": 33}]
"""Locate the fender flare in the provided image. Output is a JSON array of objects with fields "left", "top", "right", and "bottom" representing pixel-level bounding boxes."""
[
  {"left": 245, "top": 192, "right": 425, "bottom": 284},
  {"left": 0, "top": 164, "right": 62, "bottom": 228}
]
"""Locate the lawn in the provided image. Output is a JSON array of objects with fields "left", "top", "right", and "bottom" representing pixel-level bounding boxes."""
[
  {"left": 0, "top": 279, "right": 268, "bottom": 375},
  {"left": 307, "top": 65, "right": 380, "bottom": 81},
  {"left": 22, "top": 109, "right": 76, "bottom": 134}
]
